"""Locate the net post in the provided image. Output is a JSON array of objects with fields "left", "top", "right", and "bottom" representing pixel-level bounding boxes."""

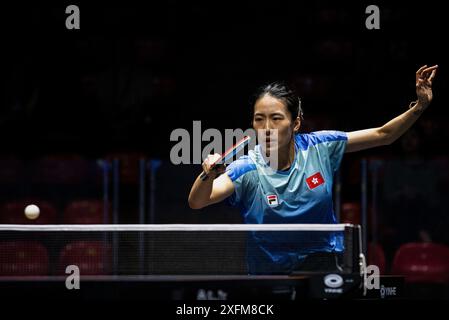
[{"left": 343, "top": 224, "right": 361, "bottom": 274}]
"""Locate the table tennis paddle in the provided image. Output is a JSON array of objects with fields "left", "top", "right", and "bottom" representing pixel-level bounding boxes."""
[{"left": 200, "top": 135, "right": 251, "bottom": 181}]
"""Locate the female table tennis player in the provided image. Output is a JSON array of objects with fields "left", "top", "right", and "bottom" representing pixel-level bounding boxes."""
[{"left": 188, "top": 65, "right": 437, "bottom": 274}]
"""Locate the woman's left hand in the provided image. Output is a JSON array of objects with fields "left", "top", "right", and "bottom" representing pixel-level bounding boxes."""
[{"left": 416, "top": 64, "right": 438, "bottom": 108}]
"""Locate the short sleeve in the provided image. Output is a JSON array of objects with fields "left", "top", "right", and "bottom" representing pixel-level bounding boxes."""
[
  {"left": 301, "top": 130, "right": 347, "bottom": 174},
  {"left": 226, "top": 175, "right": 243, "bottom": 207},
  {"left": 225, "top": 156, "right": 257, "bottom": 208},
  {"left": 319, "top": 130, "right": 347, "bottom": 173}
]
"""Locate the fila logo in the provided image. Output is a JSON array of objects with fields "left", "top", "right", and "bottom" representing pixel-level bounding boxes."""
[
  {"left": 306, "top": 172, "right": 325, "bottom": 190},
  {"left": 266, "top": 194, "right": 278, "bottom": 206}
]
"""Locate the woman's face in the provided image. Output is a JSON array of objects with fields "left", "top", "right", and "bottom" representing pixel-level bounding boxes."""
[{"left": 252, "top": 94, "right": 300, "bottom": 156}]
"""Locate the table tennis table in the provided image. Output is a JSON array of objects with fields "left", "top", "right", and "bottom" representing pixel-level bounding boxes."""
[{"left": 0, "top": 273, "right": 403, "bottom": 301}]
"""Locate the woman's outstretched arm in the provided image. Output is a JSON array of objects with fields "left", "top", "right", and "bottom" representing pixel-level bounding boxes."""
[{"left": 345, "top": 65, "right": 438, "bottom": 153}]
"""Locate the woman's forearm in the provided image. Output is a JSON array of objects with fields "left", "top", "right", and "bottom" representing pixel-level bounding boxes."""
[
  {"left": 379, "top": 101, "right": 427, "bottom": 144},
  {"left": 188, "top": 175, "right": 214, "bottom": 209}
]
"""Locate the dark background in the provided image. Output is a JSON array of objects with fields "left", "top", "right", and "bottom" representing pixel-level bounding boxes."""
[
  {"left": 1, "top": 0, "right": 448, "bottom": 274},
  {"left": 1, "top": 1, "right": 447, "bottom": 156}
]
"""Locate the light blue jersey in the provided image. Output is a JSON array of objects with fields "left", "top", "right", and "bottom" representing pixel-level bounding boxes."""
[{"left": 226, "top": 131, "right": 348, "bottom": 274}]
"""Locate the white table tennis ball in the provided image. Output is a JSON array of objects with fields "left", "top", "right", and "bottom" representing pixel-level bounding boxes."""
[{"left": 24, "top": 204, "right": 40, "bottom": 220}]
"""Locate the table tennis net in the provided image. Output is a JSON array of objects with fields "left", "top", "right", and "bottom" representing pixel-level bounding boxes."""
[{"left": 0, "top": 224, "right": 361, "bottom": 276}]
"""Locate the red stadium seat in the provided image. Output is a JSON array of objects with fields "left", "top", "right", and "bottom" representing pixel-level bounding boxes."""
[
  {"left": 63, "top": 199, "right": 107, "bottom": 224},
  {"left": 0, "top": 200, "right": 58, "bottom": 224},
  {"left": 57, "top": 241, "right": 112, "bottom": 275},
  {"left": 367, "top": 242, "right": 386, "bottom": 274},
  {"left": 0, "top": 241, "right": 49, "bottom": 276},
  {"left": 32, "top": 154, "right": 89, "bottom": 185},
  {"left": 391, "top": 242, "right": 449, "bottom": 284}
]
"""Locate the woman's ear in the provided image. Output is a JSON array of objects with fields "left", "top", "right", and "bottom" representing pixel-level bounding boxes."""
[{"left": 293, "top": 117, "right": 301, "bottom": 133}]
